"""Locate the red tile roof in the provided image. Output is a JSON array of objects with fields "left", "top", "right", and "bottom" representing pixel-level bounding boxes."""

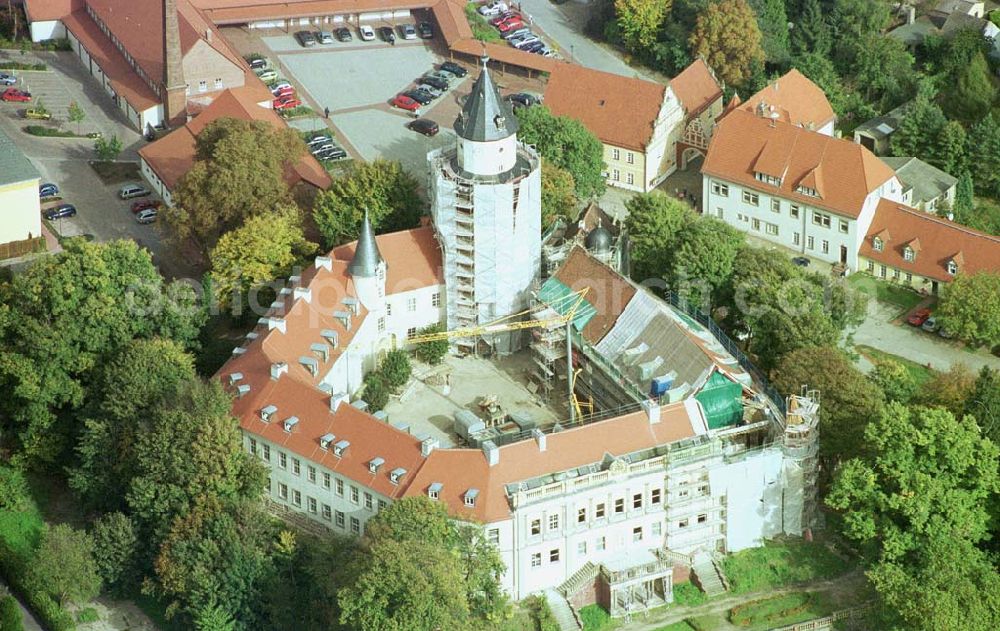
[
  {"left": 670, "top": 59, "right": 723, "bottom": 117},
  {"left": 23, "top": 0, "right": 83, "bottom": 22},
  {"left": 553, "top": 246, "right": 637, "bottom": 345},
  {"left": 333, "top": 225, "right": 443, "bottom": 292},
  {"left": 740, "top": 69, "right": 835, "bottom": 131},
  {"left": 859, "top": 199, "right": 1000, "bottom": 282},
  {"left": 544, "top": 64, "right": 667, "bottom": 151},
  {"left": 702, "top": 109, "right": 896, "bottom": 219},
  {"left": 139, "top": 88, "right": 331, "bottom": 191}
]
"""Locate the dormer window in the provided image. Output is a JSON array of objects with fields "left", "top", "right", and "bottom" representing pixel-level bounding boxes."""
[
  {"left": 754, "top": 172, "right": 781, "bottom": 186},
  {"left": 369, "top": 457, "right": 385, "bottom": 473},
  {"left": 260, "top": 405, "right": 277, "bottom": 422},
  {"left": 319, "top": 433, "right": 335, "bottom": 450},
  {"left": 464, "top": 489, "right": 479, "bottom": 507},
  {"left": 389, "top": 467, "right": 407, "bottom": 485},
  {"left": 947, "top": 260, "right": 958, "bottom": 275},
  {"left": 428, "top": 482, "right": 443, "bottom": 500},
  {"left": 333, "top": 439, "right": 350, "bottom": 457},
  {"left": 873, "top": 237, "right": 883, "bottom": 252},
  {"left": 903, "top": 247, "right": 915, "bottom": 262},
  {"left": 282, "top": 416, "right": 299, "bottom": 433},
  {"left": 797, "top": 186, "right": 819, "bottom": 197}
]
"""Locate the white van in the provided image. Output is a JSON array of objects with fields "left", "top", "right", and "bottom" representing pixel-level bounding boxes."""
[{"left": 119, "top": 184, "right": 151, "bottom": 200}]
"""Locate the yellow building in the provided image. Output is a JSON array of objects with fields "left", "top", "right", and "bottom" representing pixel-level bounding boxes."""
[{"left": 0, "top": 128, "right": 42, "bottom": 255}]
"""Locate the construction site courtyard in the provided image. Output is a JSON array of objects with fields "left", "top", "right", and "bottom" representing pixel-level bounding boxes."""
[{"left": 381, "top": 352, "right": 565, "bottom": 448}]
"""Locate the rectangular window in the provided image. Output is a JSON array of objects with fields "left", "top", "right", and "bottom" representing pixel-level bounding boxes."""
[
  {"left": 336, "top": 510, "right": 345, "bottom": 528},
  {"left": 336, "top": 479, "right": 344, "bottom": 496},
  {"left": 530, "top": 519, "right": 541, "bottom": 536},
  {"left": 577, "top": 541, "right": 587, "bottom": 555},
  {"left": 651, "top": 489, "right": 662, "bottom": 505},
  {"left": 904, "top": 249, "right": 914, "bottom": 262},
  {"left": 249, "top": 438, "right": 257, "bottom": 455},
  {"left": 378, "top": 500, "right": 387, "bottom": 511},
  {"left": 880, "top": 265, "right": 887, "bottom": 279},
  {"left": 488, "top": 529, "right": 500, "bottom": 545},
  {"left": 198, "top": 79, "right": 207, "bottom": 92},
  {"left": 531, "top": 553, "right": 541, "bottom": 568},
  {"left": 626, "top": 151, "right": 634, "bottom": 164},
  {"left": 678, "top": 518, "right": 689, "bottom": 528},
  {"left": 404, "top": 327, "right": 417, "bottom": 340},
  {"left": 698, "top": 514, "right": 708, "bottom": 523},
  {"left": 279, "top": 452, "right": 287, "bottom": 469},
  {"left": 308, "top": 497, "right": 317, "bottom": 513},
  {"left": 712, "top": 182, "right": 729, "bottom": 197},
  {"left": 614, "top": 498, "right": 624, "bottom": 514},
  {"left": 596, "top": 536, "right": 606, "bottom": 551},
  {"left": 867, "top": 260, "right": 875, "bottom": 273},
  {"left": 323, "top": 472, "right": 331, "bottom": 489},
  {"left": 350, "top": 517, "right": 360, "bottom": 535},
  {"left": 790, "top": 205, "right": 800, "bottom": 219},
  {"left": 278, "top": 483, "right": 288, "bottom": 500},
  {"left": 549, "top": 548, "right": 560, "bottom": 563},
  {"left": 822, "top": 240, "right": 829, "bottom": 254},
  {"left": 766, "top": 223, "right": 778, "bottom": 236},
  {"left": 365, "top": 493, "right": 373, "bottom": 510},
  {"left": 377, "top": 317, "right": 385, "bottom": 332},
  {"left": 577, "top": 507, "right": 587, "bottom": 523},
  {"left": 626, "top": 172, "right": 634, "bottom": 185},
  {"left": 612, "top": 148, "right": 620, "bottom": 161},
  {"left": 742, "top": 191, "right": 759, "bottom": 206},
  {"left": 698, "top": 485, "right": 709, "bottom": 495},
  {"left": 612, "top": 169, "right": 620, "bottom": 181},
  {"left": 214, "top": 77, "right": 223, "bottom": 90},
  {"left": 308, "top": 466, "right": 316, "bottom": 483},
  {"left": 407, "top": 297, "right": 417, "bottom": 312},
  {"left": 771, "top": 199, "right": 780, "bottom": 213},
  {"left": 548, "top": 514, "right": 559, "bottom": 531},
  {"left": 716, "top": 207, "right": 723, "bottom": 219},
  {"left": 892, "top": 268, "right": 900, "bottom": 280},
  {"left": 322, "top": 504, "right": 332, "bottom": 521},
  {"left": 292, "top": 458, "right": 300, "bottom": 476},
  {"left": 293, "top": 490, "right": 301, "bottom": 507},
  {"left": 793, "top": 232, "right": 801, "bottom": 246},
  {"left": 807, "top": 236, "right": 815, "bottom": 250},
  {"left": 652, "top": 521, "right": 662, "bottom": 536},
  {"left": 905, "top": 272, "right": 913, "bottom": 282},
  {"left": 751, "top": 218, "right": 761, "bottom": 231},
  {"left": 262, "top": 444, "right": 270, "bottom": 462},
  {"left": 839, "top": 219, "right": 849, "bottom": 234},
  {"left": 633, "top": 526, "right": 643, "bottom": 542},
  {"left": 812, "top": 211, "right": 831, "bottom": 228},
  {"left": 432, "top": 292, "right": 440, "bottom": 307},
  {"left": 595, "top": 503, "right": 606, "bottom": 519},
  {"left": 633, "top": 493, "right": 642, "bottom": 510},
  {"left": 350, "top": 486, "right": 359, "bottom": 504}
]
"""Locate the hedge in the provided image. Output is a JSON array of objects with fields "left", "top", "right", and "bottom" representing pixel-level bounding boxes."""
[
  {"left": 0, "top": 540, "right": 76, "bottom": 630},
  {"left": 23, "top": 126, "right": 76, "bottom": 138},
  {"left": 523, "top": 595, "right": 560, "bottom": 631},
  {"left": 0, "top": 62, "right": 46, "bottom": 71},
  {"left": 729, "top": 593, "right": 813, "bottom": 627},
  {"left": 0, "top": 595, "right": 23, "bottom": 631}
]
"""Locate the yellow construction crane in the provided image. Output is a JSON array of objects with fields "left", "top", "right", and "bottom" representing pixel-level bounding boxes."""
[{"left": 404, "top": 287, "right": 590, "bottom": 421}]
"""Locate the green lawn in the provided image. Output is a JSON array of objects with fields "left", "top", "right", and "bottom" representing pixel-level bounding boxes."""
[
  {"left": 656, "top": 622, "right": 696, "bottom": 631},
  {"left": 0, "top": 490, "right": 44, "bottom": 558},
  {"left": 720, "top": 539, "right": 853, "bottom": 595},
  {"left": 856, "top": 345, "right": 936, "bottom": 387},
  {"left": 729, "top": 592, "right": 835, "bottom": 630},
  {"left": 847, "top": 274, "right": 924, "bottom": 314},
  {"left": 672, "top": 581, "right": 708, "bottom": 607},
  {"left": 579, "top": 604, "right": 621, "bottom": 631}
]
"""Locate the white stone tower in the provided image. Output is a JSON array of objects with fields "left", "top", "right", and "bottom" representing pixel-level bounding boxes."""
[
  {"left": 347, "top": 211, "right": 386, "bottom": 312},
  {"left": 429, "top": 57, "right": 542, "bottom": 355}
]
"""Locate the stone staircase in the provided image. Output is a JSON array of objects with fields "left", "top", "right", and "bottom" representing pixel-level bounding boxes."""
[
  {"left": 558, "top": 561, "right": 599, "bottom": 598},
  {"left": 543, "top": 589, "right": 582, "bottom": 631},
  {"left": 691, "top": 553, "right": 728, "bottom": 597}
]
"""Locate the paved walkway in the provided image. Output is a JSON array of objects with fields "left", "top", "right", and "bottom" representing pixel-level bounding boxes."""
[
  {"left": 851, "top": 300, "right": 1000, "bottom": 373},
  {"left": 1, "top": 581, "right": 43, "bottom": 631}
]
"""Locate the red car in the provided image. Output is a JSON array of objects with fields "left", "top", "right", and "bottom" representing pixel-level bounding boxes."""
[
  {"left": 271, "top": 85, "right": 294, "bottom": 98},
  {"left": 392, "top": 94, "right": 420, "bottom": 112},
  {"left": 1, "top": 88, "right": 31, "bottom": 102},
  {"left": 497, "top": 19, "right": 525, "bottom": 33},
  {"left": 272, "top": 96, "right": 301, "bottom": 110},
  {"left": 490, "top": 11, "right": 519, "bottom": 25},
  {"left": 906, "top": 308, "right": 932, "bottom": 327},
  {"left": 130, "top": 200, "right": 161, "bottom": 214}
]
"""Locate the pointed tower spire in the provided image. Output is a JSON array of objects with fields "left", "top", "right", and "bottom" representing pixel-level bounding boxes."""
[
  {"left": 455, "top": 56, "right": 519, "bottom": 142},
  {"left": 348, "top": 210, "right": 383, "bottom": 278}
]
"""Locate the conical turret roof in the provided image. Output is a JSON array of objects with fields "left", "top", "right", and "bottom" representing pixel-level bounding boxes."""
[
  {"left": 455, "top": 56, "right": 519, "bottom": 142},
  {"left": 347, "top": 211, "right": 383, "bottom": 278}
]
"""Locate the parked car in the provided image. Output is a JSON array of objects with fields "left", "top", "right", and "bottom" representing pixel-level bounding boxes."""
[
  {"left": 478, "top": 1, "right": 509, "bottom": 17},
  {"left": 907, "top": 308, "right": 932, "bottom": 327},
  {"left": 417, "top": 22, "right": 434, "bottom": 39},
  {"left": 490, "top": 11, "right": 520, "bottom": 25},
  {"left": 403, "top": 89, "right": 434, "bottom": 105},
  {"left": 273, "top": 95, "right": 302, "bottom": 110},
  {"left": 131, "top": 200, "right": 161, "bottom": 214},
  {"left": 512, "top": 35, "right": 541, "bottom": 49},
  {"left": 502, "top": 27, "right": 532, "bottom": 41},
  {"left": 519, "top": 40, "right": 546, "bottom": 53},
  {"left": 0, "top": 73, "right": 16, "bottom": 86},
  {"left": 24, "top": 108, "right": 51, "bottom": 120},
  {"left": 400, "top": 23, "right": 417, "bottom": 39},
  {"left": 256, "top": 69, "right": 278, "bottom": 82},
  {"left": 419, "top": 75, "right": 450, "bottom": 91},
  {"left": 791, "top": 256, "right": 810, "bottom": 267},
  {"left": 415, "top": 83, "right": 443, "bottom": 98},
  {"left": 248, "top": 57, "right": 268, "bottom": 71},
  {"left": 38, "top": 183, "right": 58, "bottom": 198},
  {"left": 497, "top": 19, "right": 526, "bottom": 33},
  {"left": 439, "top": 61, "right": 468, "bottom": 77},
  {"left": 359, "top": 25, "right": 376, "bottom": 41},
  {"left": 379, "top": 26, "right": 396, "bottom": 43},
  {"left": 318, "top": 31, "right": 335, "bottom": 44},
  {"left": 408, "top": 118, "right": 439, "bottom": 136},
  {"left": 310, "top": 142, "right": 335, "bottom": 155},
  {"left": 1, "top": 88, "right": 31, "bottom": 102},
  {"left": 937, "top": 327, "right": 954, "bottom": 339},
  {"left": 335, "top": 27, "right": 353, "bottom": 42},
  {"left": 921, "top": 316, "right": 939, "bottom": 333},
  {"left": 271, "top": 83, "right": 294, "bottom": 98},
  {"left": 392, "top": 94, "right": 420, "bottom": 111},
  {"left": 43, "top": 203, "right": 76, "bottom": 220},
  {"left": 136, "top": 208, "right": 158, "bottom": 224},
  {"left": 505, "top": 92, "right": 539, "bottom": 109},
  {"left": 296, "top": 30, "right": 317, "bottom": 47},
  {"left": 307, "top": 134, "right": 333, "bottom": 146},
  {"left": 425, "top": 70, "right": 454, "bottom": 84},
  {"left": 119, "top": 183, "right": 151, "bottom": 200},
  {"left": 316, "top": 147, "right": 347, "bottom": 160}
]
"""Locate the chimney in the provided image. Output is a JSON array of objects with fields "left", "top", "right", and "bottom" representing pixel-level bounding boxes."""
[
  {"left": 162, "top": 0, "right": 187, "bottom": 127},
  {"left": 482, "top": 440, "right": 499, "bottom": 467},
  {"left": 204, "top": 28, "right": 212, "bottom": 43},
  {"left": 532, "top": 428, "right": 546, "bottom": 452},
  {"left": 421, "top": 437, "right": 439, "bottom": 457},
  {"left": 642, "top": 400, "right": 661, "bottom": 425},
  {"left": 330, "top": 392, "right": 349, "bottom": 411},
  {"left": 315, "top": 255, "right": 332, "bottom": 271}
]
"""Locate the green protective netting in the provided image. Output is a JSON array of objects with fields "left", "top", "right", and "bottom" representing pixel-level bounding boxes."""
[
  {"left": 695, "top": 370, "right": 744, "bottom": 429},
  {"left": 538, "top": 278, "right": 597, "bottom": 332}
]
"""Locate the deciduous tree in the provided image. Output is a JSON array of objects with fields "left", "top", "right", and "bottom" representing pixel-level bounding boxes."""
[
  {"left": 312, "top": 159, "right": 423, "bottom": 248},
  {"left": 514, "top": 105, "right": 606, "bottom": 199},
  {"left": 624, "top": 192, "right": 695, "bottom": 285},
  {"left": 91, "top": 512, "right": 140, "bottom": 594},
  {"left": 937, "top": 271, "right": 1000, "bottom": 348},
  {"left": 540, "top": 163, "right": 578, "bottom": 230},
  {"left": 669, "top": 217, "right": 744, "bottom": 307},
  {"left": 209, "top": 209, "right": 316, "bottom": 309},
  {"left": 849, "top": 33, "right": 914, "bottom": 107},
  {"left": 965, "top": 367, "right": 1000, "bottom": 443},
  {"left": 943, "top": 51, "right": 996, "bottom": 124},
  {"left": 689, "top": 0, "right": 765, "bottom": 87},
  {"left": 751, "top": 0, "right": 790, "bottom": 64},
  {"left": 169, "top": 118, "right": 305, "bottom": 249},
  {"left": 790, "top": 0, "right": 831, "bottom": 56},
  {"left": 413, "top": 324, "right": 449, "bottom": 365},
  {"left": 615, "top": 0, "right": 671, "bottom": 52},
  {"left": 30, "top": 524, "right": 102, "bottom": 606},
  {"left": 914, "top": 363, "right": 976, "bottom": 417},
  {"left": 869, "top": 359, "right": 918, "bottom": 404},
  {"left": 68, "top": 100, "right": 85, "bottom": 134},
  {"left": 379, "top": 349, "right": 411, "bottom": 391}
]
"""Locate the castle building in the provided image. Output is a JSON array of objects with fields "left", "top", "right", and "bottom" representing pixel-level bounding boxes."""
[{"left": 428, "top": 58, "right": 542, "bottom": 355}]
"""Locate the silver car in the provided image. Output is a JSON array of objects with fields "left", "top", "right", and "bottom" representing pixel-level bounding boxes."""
[{"left": 318, "top": 31, "right": 335, "bottom": 44}]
